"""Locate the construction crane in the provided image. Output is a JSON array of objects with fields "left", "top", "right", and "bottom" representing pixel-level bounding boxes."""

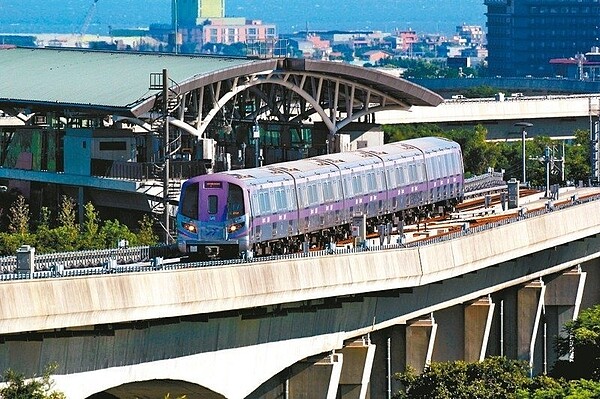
[{"left": 77, "top": 0, "right": 100, "bottom": 47}]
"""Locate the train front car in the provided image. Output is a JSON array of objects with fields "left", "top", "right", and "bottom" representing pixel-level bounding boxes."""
[{"left": 177, "top": 174, "right": 250, "bottom": 260}]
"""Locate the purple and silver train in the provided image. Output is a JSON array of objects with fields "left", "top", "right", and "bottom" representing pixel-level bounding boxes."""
[{"left": 176, "top": 136, "right": 464, "bottom": 259}]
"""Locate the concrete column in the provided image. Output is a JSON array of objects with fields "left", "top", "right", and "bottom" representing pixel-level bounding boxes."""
[
  {"left": 369, "top": 325, "right": 406, "bottom": 399},
  {"left": 581, "top": 258, "right": 600, "bottom": 309},
  {"left": 517, "top": 279, "right": 546, "bottom": 375},
  {"left": 431, "top": 305, "right": 464, "bottom": 362},
  {"left": 406, "top": 314, "right": 437, "bottom": 372},
  {"left": 544, "top": 267, "right": 586, "bottom": 369},
  {"left": 464, "top": 296, "right": 495, "bottom": 362},
  {"left": 338, "top": 336, "right": 376, "bottom": 399},
  {"left": 289, "top": 352, "right": 343, "bottom": 399}
]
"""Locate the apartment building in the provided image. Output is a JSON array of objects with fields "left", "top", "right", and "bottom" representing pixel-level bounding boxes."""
[{"left": 485, "top": 0, "right": 600, "bottom": 77}]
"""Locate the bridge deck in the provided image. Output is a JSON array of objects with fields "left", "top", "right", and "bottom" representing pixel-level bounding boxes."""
[{"left": 1, "top": 187, "right": 599, "bottom": 335}]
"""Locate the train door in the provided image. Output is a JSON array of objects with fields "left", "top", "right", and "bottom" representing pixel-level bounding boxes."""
[{"left": 197, "top": 180, "right": 229, "bottom": 241}]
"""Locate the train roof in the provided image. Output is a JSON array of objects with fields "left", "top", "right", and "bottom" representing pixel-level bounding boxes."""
[
  {"left": 401, "top": 136, "right": 460, "bottom": 153},
  {"left": 183, "top": 137, "right": 461, "bottom": 190}
]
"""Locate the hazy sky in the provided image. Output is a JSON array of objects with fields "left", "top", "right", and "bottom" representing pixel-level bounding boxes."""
[{"left": 0, "top": 0, "right": 486, "bottom": 35}]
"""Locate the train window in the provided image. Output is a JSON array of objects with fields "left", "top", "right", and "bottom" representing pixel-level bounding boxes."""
[
  {"left": 386, "top": 169, "right": 395, "bottom": 188},
  {"left": 439, "top": 155, "right": 446, "bottom": 177},
  {"left": 426, "top": 158, "right": 435, "bottom": 180},
  {"left": 208, "top": 195, "right": 218, "bottom": 215},
  {"left": 352, "top": 175, "right": 363, "bottom": 194},
  {"left": 451, "top": 154, "right": 459, "bottom": 174},
  {"left": 251, "top": 193, "right": 261, "bottom": 215},
  {"left": 297, "top": 185, "right": 308, "bottom": 208},
  {"left": 378, "top": 171, "right": 385, "bottom": 191},
  {"left": 227, "top": 184, "right": 245, "bottom": 218},
  {"left": 343, "top": 176, "right": 352, "bottom": 197},
  {"left": 332, "top": 178, "right": 342, "bottom": 199},
  {"left": 367, "top": 172, "right": 376, "bottom": 191},
  {"left": 180, "top": 182, "right": 199, "bottom": 219},
  {"left": 286, "top": 188, "right": 293, "bottom": 207},
  {"left": 308, "top": 184, "right": 318, "bottom": 205},
  {"left": 275, "top": 188, "right": 287, "bottom": 210},
  {"left": 259, "top": 191, "right": 272, "bottom": 214},
  {"left": 317, "top": 182, "right": 324, "bottom": 203},
  {"left": 419, "top": 163, "right": 427, "bottom": 182},
  {"left": 323, "top": 181, "right": 334, "bottom": 201},
  {"left": 395, "top": 167, "right": 403, "bottom": 185},
  {"left": 409, "top": 164, "right": 417, "bottom": 183}
]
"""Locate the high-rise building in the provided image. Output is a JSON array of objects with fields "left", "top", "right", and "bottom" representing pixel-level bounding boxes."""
[
  {"left": 172, "top": 0, "right": 225, "bottom": 29},
  {"left": 485, "top": 0, "right": 600, "bottom": 77}
]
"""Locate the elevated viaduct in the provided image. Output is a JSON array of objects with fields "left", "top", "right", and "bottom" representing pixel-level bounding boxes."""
[{"left": 1, "top": 192, "right": 599, "bottom": 398}]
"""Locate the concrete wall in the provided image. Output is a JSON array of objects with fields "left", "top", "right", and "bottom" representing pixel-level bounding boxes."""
[
  {"left": 1, "top": 201, "right": 600, "bottom": 397},
  {"left": 3, "top": 199, "right": 600, "bottom": 337}
]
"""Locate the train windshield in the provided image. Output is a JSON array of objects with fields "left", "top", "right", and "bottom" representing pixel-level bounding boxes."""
[
  {"left": 227, "top": 184, "right": 245, "bottom": 218},
  {"left": 180, "top": 182, "right": 199, "bottom": 219},
  {"left": 208, "top": 195, "right": 218, "bottom": 214}
]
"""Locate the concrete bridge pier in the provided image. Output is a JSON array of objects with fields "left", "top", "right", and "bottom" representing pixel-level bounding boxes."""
[
  {"left": 337, "top": 336, "right": 375, "bottom": 399},
  {"left": 369, "top": 325, "right": 406, "bottom": 399},
  {"left": 464, "top": 296, "right": 495, "bottom": 362},
  {"left": 491, "top": 280, "right": 546, "bottom": 375},
  {"left": 429, "top": 297, "right": 495, "bottom": 364},
  {"left": 581, "top": 258, "right": 600, "bottom": 309},
  {"left": 405, "top": 314, "right": 437, "bottom": 373},
  {"left": 543, "top": 267, "right": 586, "bottom": 371},
  {"left": 287, "top": 353, "right": 343, "bottom": 399},
  {"left": 517, "top": 279, "right": 546, "bottom": 375},
  {"left": 367, "top": 315, "right": 437, "bottom": 399}
]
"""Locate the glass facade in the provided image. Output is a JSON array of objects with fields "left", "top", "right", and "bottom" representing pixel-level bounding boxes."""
[{"left": 485, "top": 0, "right": 600, "bottom": 77}]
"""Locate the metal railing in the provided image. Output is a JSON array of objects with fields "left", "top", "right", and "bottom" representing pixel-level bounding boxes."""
[
  {"left": 91, "top": 160, "right": 206, "bottom": 181},
  {"left": 0, "top": 191, "right": 597, "bottom": 282}
]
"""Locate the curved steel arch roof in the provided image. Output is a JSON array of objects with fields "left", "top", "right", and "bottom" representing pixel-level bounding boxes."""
[{"left": 0, "top": 47, "right": 442, "bottom": 118}]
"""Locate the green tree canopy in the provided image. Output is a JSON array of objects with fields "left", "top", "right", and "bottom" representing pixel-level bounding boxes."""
[
  {"left": 394, "top": 357, "right": 540, "bottom": 399},
  {"left": 0, "top": 364, "right": 65, "bottom": 399},
  {"left": 553, "top": 304, "right": 600, "bottom": 381}
]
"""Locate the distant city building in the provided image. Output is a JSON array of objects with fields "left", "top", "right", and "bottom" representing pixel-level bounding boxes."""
[
  {"left": 455, "top": 24, "right": 485, "bottom": 46},
  {"left": 394, "top": 30, "right": 419, "bottom": 53},
  {"left": 201, "top": 18, "right": 277, "bottom": 45},
  {"left": 550, "top": 47, "right": 600, "bottom": 81},
  {"left": 485, "top": 0, "right": 600, "bottom": 77},
  {"left": 361, "top": 50, "right": 392, "bottom": 63},
  {"left": 173, "top": 0, "right": 225, "bottom": 28},
  {"left": 168, "top": 0, "right": 276, "bottom": 50}
]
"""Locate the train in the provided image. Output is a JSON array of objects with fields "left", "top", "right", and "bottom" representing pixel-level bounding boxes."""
[{"left": 176, "top": 136, "right": 464, "bottom": 260}]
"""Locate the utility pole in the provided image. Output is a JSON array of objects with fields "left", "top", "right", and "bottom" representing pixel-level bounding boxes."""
[
  {"left": 515, "top": 122, "right": 533, "bottom": 186},
  {"left": 174, "top": 0, "right": 179, "bottom": 54},
  {"left": 162, "top": 69, "right": 171, "bottom": 244}
]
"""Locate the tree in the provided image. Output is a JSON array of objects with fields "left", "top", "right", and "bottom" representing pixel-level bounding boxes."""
[
  {"left": 52, "top": 196, "right": 79, "bottom": 252},
  {"left": 553, "top": 304, "right": 600, "bottom": 381},
  {"left": 8, "top": 195, "right": 30, "bottom": 235},
  {"left": 565, "top": 129, "right": 592, "bottom": 185},
  {"left": 137, "top": 214, "right": 158, "bottom": 246},
  {"left": 518, "top": 378, "right": 600, "bottom": 398},
  {"left": 100, "top": 219, "right": 138, "bottom": 248},
  {"left": 0, "top": 363, "right": 65, "bottom": 399},
  {"left": 34, "top": 207, "right": 55, "bottom": 254},
  {"left": 79, "top": 202, "right": 105, "bottom": 250},
  {"left": 394, "top": 357, "right": 538, "bottom": 399}
]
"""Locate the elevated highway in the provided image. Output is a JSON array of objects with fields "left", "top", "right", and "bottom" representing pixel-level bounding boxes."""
[
  {"left": 376, "top": 93, "right": 600, "bottom": 140},
  {"left": 1, "top": 188, "right": 600, "bottom": 398}
]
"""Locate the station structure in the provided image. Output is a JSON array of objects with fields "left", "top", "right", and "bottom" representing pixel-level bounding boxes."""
[{"left": 0, "top": 47, "right": 442, "bottom": 240}]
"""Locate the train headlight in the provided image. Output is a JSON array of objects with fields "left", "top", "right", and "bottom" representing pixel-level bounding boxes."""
[
  {"left": 182, "top": 222, "right": 197, "bottom": 233},
  {"left": 228, "top": 222, "right": 245, "bottom": 233}
]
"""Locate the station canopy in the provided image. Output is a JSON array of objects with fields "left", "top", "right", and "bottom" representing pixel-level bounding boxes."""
[{"left": 0, "top": 47, "right": 442, "bottom": 118}]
